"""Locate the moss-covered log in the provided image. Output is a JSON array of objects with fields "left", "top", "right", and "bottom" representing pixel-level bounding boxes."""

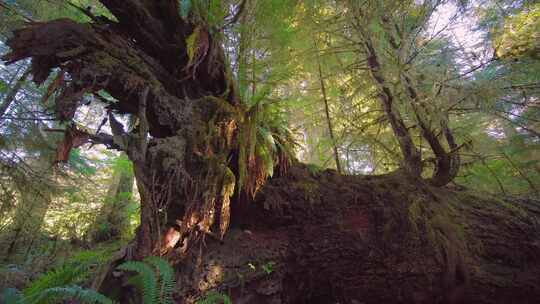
[
  {"left": 2, "top": 2, "right": 539, "bottom": 303},
  {"left": 171, "top": 164, "right": 540, "bottom": 304}
]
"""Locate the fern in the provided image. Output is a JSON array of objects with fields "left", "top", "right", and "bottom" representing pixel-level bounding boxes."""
[
  {"left": 117, "top": 260, "right": 158, "bottom": 304},
  {"left": 144, "top": 256, "right": 176, "bottom": 304},
  {"left": 26, "top": 285, "right": 114, "bottom": 304},
  {"left": 2, "top": 286, "right": 114, "bottom": 304},
  {"left": 22, "top": 264, "right": 89, "bottom": 300},
  {"left": 306, "top": 163, "right": 323, "bottom": 176},
  {"left": 197, "top": 291, "right": 232, "bottom": 304},
  {"left": 66, "top": 249, "right": 111, "bottom": 267},
  {"left": 7, "top": 249, "right": 116, "bottom": 304},
  {"left": 256, "top": 144, "right": 274, "bottom": 178},
  {"left": 116, "top": 256, "right": 177, "bottom": 304},
  {"left": 23, "top": 248, "right": 110, "bottom": 300}
]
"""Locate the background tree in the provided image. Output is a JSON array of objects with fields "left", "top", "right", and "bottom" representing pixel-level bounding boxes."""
[{"left": 87, "top": 154, "right": 135, "bottom": 243}]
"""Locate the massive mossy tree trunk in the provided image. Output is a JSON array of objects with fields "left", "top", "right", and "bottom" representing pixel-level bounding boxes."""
[
  {"left": 3, "top": 1, "right": 244, "bottom": 261},
  {"left": 2, "top": 2, "right": 540, "bottom": 303}
]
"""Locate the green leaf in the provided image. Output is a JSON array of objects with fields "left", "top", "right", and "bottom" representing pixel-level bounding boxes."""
[{"left": 29, "top": 285, "right": 114, "bottom": 304}]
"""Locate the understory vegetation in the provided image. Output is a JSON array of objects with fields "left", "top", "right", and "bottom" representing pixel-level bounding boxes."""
[{"left": 0, "top": 0, "right": 538, "bottom": 303}]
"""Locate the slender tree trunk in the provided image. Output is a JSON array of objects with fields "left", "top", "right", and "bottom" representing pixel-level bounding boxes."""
[
  {"left": 400, "top": 72, "right": 461, "bottom": 186},
  {"left": 237, "top": 4, "right": 251, "bottom": 100},
  {"left": 315, "top": 47, "right": 342, "bottom": 174},
  {"left": 347, "top": 3, "right": 461, "bottom": 186},
  {"left": 363, "top": 39, "right": 422, "bottom": 177}
]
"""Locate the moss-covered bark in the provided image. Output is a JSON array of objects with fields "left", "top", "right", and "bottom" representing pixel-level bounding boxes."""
[{"left": 1, "top": 8, "right": 241, "bottom": 261}]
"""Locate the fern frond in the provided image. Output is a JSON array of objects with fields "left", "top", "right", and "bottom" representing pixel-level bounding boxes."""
[
  {"left": 27, "top": 285, "right": 114, "bottom": 304},
  {"left": 258, "top": 126, "right": 277, "bottom": 152},
  {"left": 22, "top": 264, "right": 89, "bottom": 300},
  {"left": 144, "top": 256, "right": 176, "bottom": 304},
  {"left": 117, "top": 261, "right": 157, "bottom": 304},
  {"left": 256, "top": 144, "right": 274, "bottom": 178}
]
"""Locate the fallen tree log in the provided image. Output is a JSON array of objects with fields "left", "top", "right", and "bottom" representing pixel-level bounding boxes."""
[
  {"left": 2, "top": 2, "right": 538, "bottom": 303},
  {"left": 163, "top": 164, "right": 540, "bottom": 304}
]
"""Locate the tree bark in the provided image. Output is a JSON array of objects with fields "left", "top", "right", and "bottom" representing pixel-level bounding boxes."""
[
  {"left": 400, "top": 73, "right": 461, "bottom": 187},
  {"left": 1, "top": 1, "right": 244, "bottom": 262},
  {"left": 363, "top": 39, "right": 422, "bottom": 177}
]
